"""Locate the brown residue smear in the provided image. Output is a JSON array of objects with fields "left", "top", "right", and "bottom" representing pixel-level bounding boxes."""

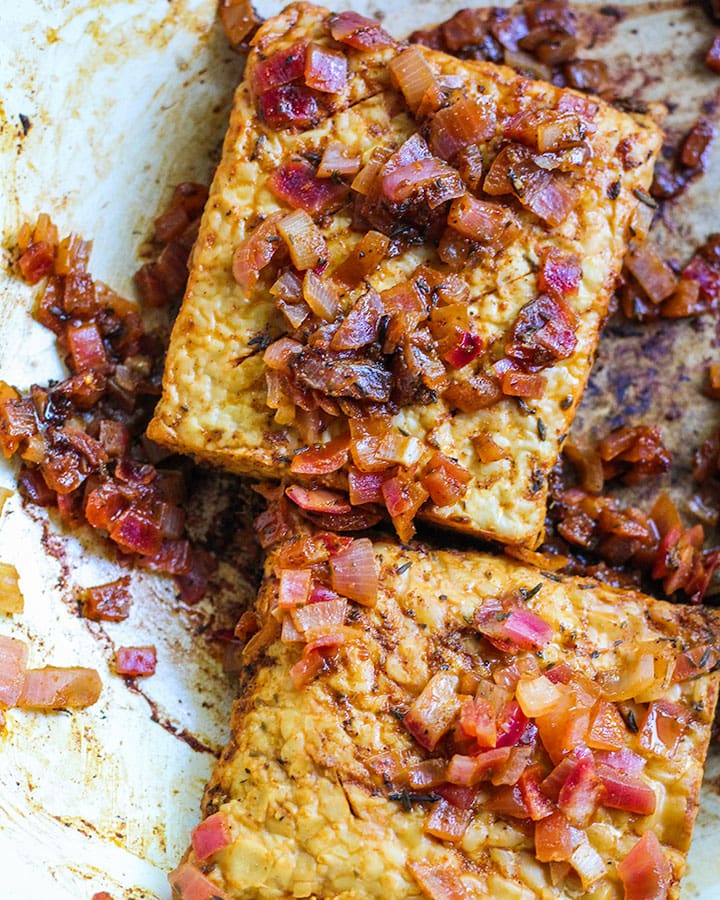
[{"left": 125, "top": 680, "right": 221, "bottom": 757}]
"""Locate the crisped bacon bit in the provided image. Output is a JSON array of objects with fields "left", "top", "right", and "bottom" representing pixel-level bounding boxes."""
[
  {"left": 501, "top": 369, "right": 547, "bottom": 398},
  {"left": 219, "top": 0, "right": 260, "bottom": 47},
  {"left": 535, "top": 811, "right": 582, "bottom": 862},
  {"left": 421, "top": 452, "right": 471, "bottom": 507},
  {"left": 680, "top": 118, "right": 714, "bottom": 169},
  {"left": 557, "top": 756, "right": 603, "bottom": 828},
  {"left": 404, "top": 673, "right": 461, "bottom": 750},
  {"left": 268, "top": 160, "right": 348, "bottom": 214},
  {"left": 429, "top": 96, "right": 497, "bottom": 160},
  {"left": 459, "top": 696, "right": 497, "bottom": 748},
  {"left": 444, "top": 373, "right": 503, "bottom": 413},
  {"left": 17, "top": 240, "right": 55, "bottom": 284},
  {"left": 381, "top": 157, "right": 464, "bottom": 207},
  {"left": 304, "top": 43, "right": 347, "bottom": 94},
  {"left": 232, "top": 212, "right": 286, "bottom": 290},
  {"left": 382, "top": 473, "right": 429, "bottom": 542},
  {"left": 66, "top": 322, "right": 109, "bottom": 373},
  {"left": 617, "top": 831, "right": 670, "bottom": 900},
  {"left": 289, "top": 648, "right": 325, "bottom": 688},
  {"left": 407, "top": 861, "right": 470, "bottom": 900},
  {"left": 257, "top": 84, "right": 320, "bottom": 130},
  {"left": 115, "top": 645, "right": 157, "bottom": 677},
  {"left": 328, "top": 11, "right": 394, "bottom": 50},
  {"left": 81, "top": 576, "right": 131, "bottom": 622}
]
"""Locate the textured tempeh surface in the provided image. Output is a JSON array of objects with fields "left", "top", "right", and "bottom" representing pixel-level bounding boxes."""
[
  {"left": 148, "top": 2, "right": 662, "bottom": 547},
  {"left": 184, "top": 538, "right": 719, "bottom": 899}
]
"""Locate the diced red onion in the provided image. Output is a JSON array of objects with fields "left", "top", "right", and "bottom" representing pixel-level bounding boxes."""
[
  {"left": 403, "top": 673, "right": 460, "bottom": 750},
  {"left": 328, "top": 11, "right": 394, "bottom": 50},
  {"left": 278, "top": 568, "right": 312, "bottom": 608},
  {"left": 191, "top": 812, "right": 232, "bottom": 861},
  {"left": 329, "top": 538, "right": 378, "bottom": 605},
  {"left": 389, "top": 47, "right": 437, "bottom": 114},
  {"left": 168, "top": 863, "right": 231, "bottom": 900},
  {"left": 277, "top": 210, "right": 328, "bottom": 271},
  {"left": 268, "top": 161, "right": 348, "bottom": 215},
  {"left": 251, "top": 41, "right": 307, "bottom": 94},
  {"left": 18, "top": 666, "right": 102, "bottom": 708},
  {"left": 115, "top": 646, "right": 157, "bottom": 677},
  {"left": 0, "top": 634, "right": 28, "bottom": 708},
  {"left": 286, "top": 485, "right": 351, "bottom": 515},
  {"left": 317, "top": 141, "right": 361, "bottom": 178},
  {"left": 304, "top": 43, "right": 348, "bottom": 94},
  {"left": 302, "top": 270, "right": 338, "bottom": 319}
]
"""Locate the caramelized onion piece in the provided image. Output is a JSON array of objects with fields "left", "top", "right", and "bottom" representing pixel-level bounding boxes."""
[
  {"left": 219, "top": 0, "right": 260, "bottom": 47},
  {"left": 625, "top": 241, "right": 678, "bottom": 305},
  {"left": 0, "top": 634, "right": 28, "bottom": 708},
  {"left": 18, "top": 666, "right": 102, "bottom": 709},
  {"left": 0, "top": 562, "right": 24, "bottom": 614},
  {"left": 278, "top": 211, "right": 328, "bottom": 271},
  {"left": 232, "top": 212, "right": 286, "bottom": 290},
  {"left": 329, "top": 538, "right": 378, "bottom": 605},
  {"left": 304, "top": 43, "right": 348, "bottom": 94},
  {"left": 389, "top": 47, "right": 437, "bottom": 114},
  {"left": 317, "top": 141, "right": 361, "bottom": 178},
  {"left": 328, "top": 11, "right": 394, "bottom": 50}
]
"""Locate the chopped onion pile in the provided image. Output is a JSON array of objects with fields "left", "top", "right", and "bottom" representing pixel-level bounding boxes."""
[
  {"left": 235, "top": 533, "right": 379, "bottom": 687},
  {"left": 409, "top": 0, "right": 607, "bottom": 99},
  {"left": 342, "top": 582, "right": 706, "bottom": 883},
  {"left": 551, "top": 433, "right": 719, "bottom": 603},
  {"left": 620, "top": 233, "right": 720, "bottom": 323},
  {"left": 10, "top": 211, "right": 215, "bottom": 605}
]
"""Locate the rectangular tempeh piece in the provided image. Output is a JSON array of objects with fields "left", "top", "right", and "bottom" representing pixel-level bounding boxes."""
[
  {"left": 148, "top": 2, "right": 662, "bottom": 547},
  {"left": 171, "top": 536, "right": 720, "bottom": 899}
]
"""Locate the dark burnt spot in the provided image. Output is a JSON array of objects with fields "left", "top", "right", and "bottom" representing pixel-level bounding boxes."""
[{"left": 19, "top": 114, "right": 31, "bottom": 136}]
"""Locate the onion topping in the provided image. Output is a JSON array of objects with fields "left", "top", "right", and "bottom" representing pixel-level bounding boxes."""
[
  {"left": 329, "top": 538, "right": 378, "bottom": 605},
  {"left": 304, "top": 43, "right": 348, "bottom": 94},
  {"left": 18, "top": 666, "right": 102, "bottom": 708}
]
